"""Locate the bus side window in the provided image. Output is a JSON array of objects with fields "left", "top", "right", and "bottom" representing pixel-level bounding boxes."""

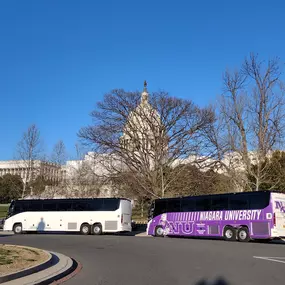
[
  {"left": 229, "top": 194, "right": 249, "bottom": 210},
  {"left": 195, "top": 197, "right": 211, "bottom": 211},
  {"left": 89, "top": 199, "right": 103, "bottom": 211},
  {"left": 14, "top": 203, "right": 21, "bottom": 214},
  {"left": 30, "top": 201, "right": 42, "bottom": 211},
  {"left": 73, "top": 201, "right": 88, "bottom": 211},
  {"left": 211, "top": 196, "right": 229, "bottom": 211},
  {"left": 103, "top": 199, "right": 119, "bottom": 211},
  {"left": 154, "top": 200, "right": 167, "bottom": 217},
  {"left": 248, "top": 192, "right": 270, "bottom": 209},
  {"left": 57, "top": 202, "right": 73, "bottom": 211},
  {"left": 181, "top": 198, "right": 195, "bottom": 212},
  {"left": 15, "top": 201, "right": 30, "bottom": 213},
  {"left": 43, "top": 202, "right": 57, "bottom": 211},
  {"left": 167, "top": 198, "right": 181, "bottom": 213}
]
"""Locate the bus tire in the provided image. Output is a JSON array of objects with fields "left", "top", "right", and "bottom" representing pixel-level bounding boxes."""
[
  {"left": 13, "top": 223, "right": 23, "bottom": 234},
  {"left": 92, "top": 223, "right": 102, "bottom": 235},
  {"left": 155, "top": 226, "right": 164, "bottom": 237},
  {"left": 237, "top": 227, "right": 250, "bottom": 242},
  {"left": 223, "top": 226, "right": 236, "bottom": 241},
  {"left": 80, "top": 223, "right": 90, "bottom": 235}
]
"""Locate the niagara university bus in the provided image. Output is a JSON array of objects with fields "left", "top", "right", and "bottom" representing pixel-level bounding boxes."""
[
  {"left": 147, "top": 191, "right": 285, "bottom": 242},
  {"left": 3, "top": 197, "right": 132, "bottom": 235}
]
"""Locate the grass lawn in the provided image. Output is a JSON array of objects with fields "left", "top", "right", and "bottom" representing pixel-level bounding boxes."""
[
  {"left": 0, "top": 248, "right": 13, "bottom": 265},
  {"left": 0, "top": 204, "right": 9, "bottom": 218},
  {"left": 0, "top": 245, "right": 50, "bottom": 276}
]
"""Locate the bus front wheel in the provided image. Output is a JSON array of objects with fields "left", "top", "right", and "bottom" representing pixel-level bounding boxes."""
[
  {"left": 80, "top": 223, "right": 90, "bottom": 235},
  {"left": 92, "top": 223, "right": 102, "bottom": 235},
  {"left": 13, "top": 223, "right": 23, "bottom": 235},
  {"left": 155, "top": 226, "right": 164, "bottom": 237},
  {"left": 237, "top": 227, "right": 250, "bottom": 242},
  {"left": 223, "top": 226, "right": 236, "bottom": 241}
]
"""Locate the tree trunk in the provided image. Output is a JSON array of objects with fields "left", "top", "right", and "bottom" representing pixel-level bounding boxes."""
[{"left": 140, "top": 199, "right": 144, "bottom": 218}]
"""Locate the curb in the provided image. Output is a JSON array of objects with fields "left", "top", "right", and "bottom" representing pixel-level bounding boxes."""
[
  {"left": 49, "top": 259, "right": 82, "bottom": 285},
  {"left": 0, "top": 247, "right": 80, "bottom": 285},
  {"left": 36, "top": 257, "right": 80, "bottom": 285},
  {"left": 0, "top": 246, "right": 53, "bottom": 284}
]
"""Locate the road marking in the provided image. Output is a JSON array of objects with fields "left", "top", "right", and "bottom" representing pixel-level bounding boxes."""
[{"left": 253, "top": 256, "right": 285, "bottom": 264}]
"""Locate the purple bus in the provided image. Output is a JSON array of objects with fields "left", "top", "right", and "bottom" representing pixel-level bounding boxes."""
[{"left": 147, "top": 191, "right": 285, "bottom": 242}]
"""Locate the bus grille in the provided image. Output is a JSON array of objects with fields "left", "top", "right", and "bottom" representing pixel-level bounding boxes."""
[
  {"left": 251, "top": 222, "right": 269, "bottom": 235},
  {"left": 68, "top": 222, "right": 77, "bottom": 230},
  {"left": 105, "top": 221, "right": 118, "bottom": 231},
  {"left": 209, "top": 225, "right": 219, "bottom": 235}
]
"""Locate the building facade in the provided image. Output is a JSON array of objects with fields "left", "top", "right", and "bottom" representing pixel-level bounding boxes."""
[{"left": 0, "top": 160, "right": 63, "bottom": 184}]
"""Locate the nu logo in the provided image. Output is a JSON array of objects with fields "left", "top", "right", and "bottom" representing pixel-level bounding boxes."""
[
  {"left": 161, "top": 220, "right": 194, "bottom": 234},
  {"left": 275, "top": 201, "right": 285, "bottom": 213}
]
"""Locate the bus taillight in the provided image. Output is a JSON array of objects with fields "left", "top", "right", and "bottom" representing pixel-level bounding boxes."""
[
  {"left": 273, "top": 213, "right": 276, "bottom": 226},
  {"left": 121, "top": 214, "right": 123, "bottom": 224}
]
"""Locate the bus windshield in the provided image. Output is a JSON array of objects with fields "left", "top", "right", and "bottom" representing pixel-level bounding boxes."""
[
  {"left": 7, "top": 201, "right": 15, "bottom": 218},
  {"left": 148, "top": 201, "right": 155, "bottom": 221}
]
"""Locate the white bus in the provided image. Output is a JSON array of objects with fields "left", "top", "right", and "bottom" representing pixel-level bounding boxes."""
[{"left": 3, "top": 198, "right": 132, "bottom": 235}]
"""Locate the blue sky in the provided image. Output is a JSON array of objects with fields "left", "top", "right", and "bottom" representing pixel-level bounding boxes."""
[{"left": 0, "top": 0, "right": 284, "bottom": 160}]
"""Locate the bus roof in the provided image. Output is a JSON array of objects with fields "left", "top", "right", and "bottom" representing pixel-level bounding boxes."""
[
  {"left": 12, "top": 197, "right": 131, "bottom": 203},
  {"left": 154, "top": 190, "right": 284, "bottom": 201}
]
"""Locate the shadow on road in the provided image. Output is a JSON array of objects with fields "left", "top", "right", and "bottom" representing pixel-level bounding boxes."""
[
  {"left": 195, "top": 277, "right": 230, "bottom": 285},
  {"left": 165, "top": 235, "right": 285, "bottom": 245},
  {"left": 0, "top": 234, "right": 13, "bottom": 238},
  {"left": 118, "top": 223, "right": 147, "bottom": 236}
]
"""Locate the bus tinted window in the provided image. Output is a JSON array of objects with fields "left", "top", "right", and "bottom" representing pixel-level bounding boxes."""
[
  {"left": 57, "top": 201, "right": 73, "bottom": 211},
  {"left": 211, "top": 195, "right": 229, "bottom": 211},
  {"left": 103, "top": 199, "right": 120, "bottom": 211},
  {"left": 73, "top": 201, "right": 89, "bottom": 211},
  {"left": 154, "top": 199, "right": 167, "bottom": 216},
  {"left": 248, "top": 192, "right": 270, "bottom": 209},
  {"left": 42, "top": 201, "right": 57, "bottom": 211},
  {"left": 195, "top": 197, "right": 211, "bottom": 211},
  {"left": 181, "top": 198, "right": 195, "bottom": 212},
  {"left": 15, "top": 201, "right": 30, "bottom": 213},
  {"left": 229, "top": 194, "right": 249, "bottom": 210},
  {"left": 167, "top": 198, "right": 181, "bottom": 212},
  {"left": 89, "top": 199, "right": 103, "bottom": 211},
  {"left": 29, "top": 201, "right": 42, "bottom": 211}
]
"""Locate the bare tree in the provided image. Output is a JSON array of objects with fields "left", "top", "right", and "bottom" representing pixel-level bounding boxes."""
[
  {"left": 208, "top": 53, "right": 285, "bottom": 191},
  {"left": 54, "top": 147, "right": 107, "bottom": 198},
  {"left": 50, "top": 140, "right": 67, "bottom": 165},
  {"left": 78, "top": 84, "right": 214, "bottom": 199},
  {"left": 16, "top": 124, "right": 43, "bottom": 197}
]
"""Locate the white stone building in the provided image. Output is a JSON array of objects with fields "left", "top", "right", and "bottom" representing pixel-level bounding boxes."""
[{"left": 0, "top": 160, "right": 63, "bottom": 184}]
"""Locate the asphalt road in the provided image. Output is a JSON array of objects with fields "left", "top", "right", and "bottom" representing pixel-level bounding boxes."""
[{"left": 0, "top": 233, "right": 285, "bottom": 285}]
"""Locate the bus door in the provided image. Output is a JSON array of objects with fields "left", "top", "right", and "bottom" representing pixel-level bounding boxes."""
[{"left": 272, "top": 193, "right": 285, "bottom": 237}]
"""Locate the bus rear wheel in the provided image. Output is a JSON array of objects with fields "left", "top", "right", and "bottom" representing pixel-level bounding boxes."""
[
  {"left": 237, "top": 227, "right": 250, "bottom": 242},
  {"left": 223, "top": 226, "right": 236, "bottom": 241},
  {"left": 92, "top": 224, "right": 102, "bottom": 235},
  {"left": 13, "top": 223, "right": 23, "bottom": 234},
  {"left": 80, "top": 223, "right": 90, "bottom": 235},
  {"left": 155, "top": 226, "right": 164, "bottom": 237}
]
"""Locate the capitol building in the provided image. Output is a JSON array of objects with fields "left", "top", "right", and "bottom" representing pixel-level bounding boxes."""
[{"left": 0, "top": 83, "right": 252, "bottom": 198}]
